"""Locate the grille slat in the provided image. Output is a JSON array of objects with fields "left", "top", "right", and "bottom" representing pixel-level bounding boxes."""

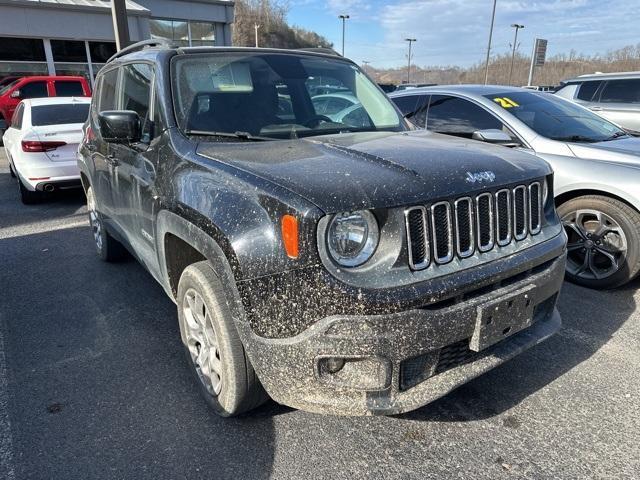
[
  {"left": 495, "top": 189, "right": 512, "bottom": 246},
  {"left": 513, "top": 185, "right": 528, "bottom": 240},
  {"left": 405, "top": 182, "right": 544, "bottom": 270},
  {"left": 529, "top": 182, "right": 542, "bottom": 234},
  {"left": 454, "top": 197, "right": 474, "bottom": 258},
  {"left": 476, "top": 193, "right": 495, "bottom": 252},
  {"left": 405, "top": 206, "right": 430, "bottom": 270},
  {"left": 431, "top": 202, "right": 453, "bottom": 264}
]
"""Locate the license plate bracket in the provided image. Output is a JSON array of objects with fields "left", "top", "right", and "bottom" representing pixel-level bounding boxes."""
[{"left": 470, "top": 285, "right": 536, "bottom": 352}]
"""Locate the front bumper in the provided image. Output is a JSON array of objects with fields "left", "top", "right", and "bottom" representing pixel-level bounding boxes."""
[{"left": 237, "top": 249, "right": 566, "bottom": 416}]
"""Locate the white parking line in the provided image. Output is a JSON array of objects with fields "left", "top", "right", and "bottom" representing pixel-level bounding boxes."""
[
  {"left": 0, "top": 313, "right": 16, "bottom": 480},
  {"left": 0, "top": 217, "right": 87, "bottom": 240}
]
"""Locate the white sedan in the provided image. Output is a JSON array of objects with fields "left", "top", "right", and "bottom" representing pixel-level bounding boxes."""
[{"left": 2, "top": 97, "right": 90, "bottom": 204}]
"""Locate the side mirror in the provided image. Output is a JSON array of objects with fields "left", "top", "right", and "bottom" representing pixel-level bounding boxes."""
[
  {"left": 98, "top": 110, "right": 141, "bottom": 144},
  {"left": 10, "top": 89, "right": 21, "bottom": 99},
  {"left": 472, "top": 129, "right": 513, "bottom": 144}
]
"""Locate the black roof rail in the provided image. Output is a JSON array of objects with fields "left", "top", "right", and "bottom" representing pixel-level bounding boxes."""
[
  {"left": 296, "top": 47, "right": 341, "bottom": 57},
  {"left": 106, "top": 38, "right": 175, "bottom": 64}
]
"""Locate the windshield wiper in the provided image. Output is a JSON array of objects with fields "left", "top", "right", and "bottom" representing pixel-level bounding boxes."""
[
  {"left": 603, "top": 131, "right": 628, "bottom": 141},
  {"left": 184, "top": 130, "right": 273, "bottom": 141},
  {"left": 551, "top": 135, "right": 598, "bottom": 143}
]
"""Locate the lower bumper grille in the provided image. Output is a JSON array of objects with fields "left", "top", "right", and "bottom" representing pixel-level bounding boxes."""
[{"left": 399, "top": 293, "right": 558, "bottom": 391}]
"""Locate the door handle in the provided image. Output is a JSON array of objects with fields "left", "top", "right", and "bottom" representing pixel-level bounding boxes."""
[
  {"left": 106, "top": 154, "right": 119, "bottom": 166},
  {"left": 589, "top": 106, "right": 603, "bottom": 111}
]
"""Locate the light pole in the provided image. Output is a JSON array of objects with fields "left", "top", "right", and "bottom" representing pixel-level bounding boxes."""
[
  {"left": 483, "top": 0, "right": 497, "bottom": 85},
  {"left": 254, "top": 23, "right": 260, "bottom": 48},
  {"left": 508, "top": 23, "right": 524, "bottom": 85},
  {"left": 405, "top": 38, "right": 416, "bottom": 84},
  {"left": 339, "top": 14, "right": 350, "bottom": 56},
  {"left": 362, "top": 60, "right": 370, "bottom": 70}
]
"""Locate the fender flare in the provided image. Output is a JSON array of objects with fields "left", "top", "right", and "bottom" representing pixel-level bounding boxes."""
[{"left": 155, "top": 209, "right": 248, "bottom": 323}]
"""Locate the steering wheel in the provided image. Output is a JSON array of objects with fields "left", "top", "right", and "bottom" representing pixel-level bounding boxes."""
[{"left": 302, "top": 114, "right": 333, "bottom": 128}]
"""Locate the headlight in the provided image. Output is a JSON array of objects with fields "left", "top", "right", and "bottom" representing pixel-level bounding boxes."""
[
  {"left": 542, "top": 178, "right": 549, "bottom": 205},
  {"left": 327, "top": 210, "right": 379, "bottom": 267}
]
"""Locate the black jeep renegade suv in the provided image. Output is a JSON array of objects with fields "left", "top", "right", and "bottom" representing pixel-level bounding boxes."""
[{"left": 78, "top": 40, "right": 567, "bottom": 416}]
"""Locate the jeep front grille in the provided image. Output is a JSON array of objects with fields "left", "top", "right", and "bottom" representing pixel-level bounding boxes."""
[{"left": 405, "top": 182, "right": 543, "bottom": 270}]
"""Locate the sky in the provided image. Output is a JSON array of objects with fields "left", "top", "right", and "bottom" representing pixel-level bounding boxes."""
[{"left": 287, "top": 0, "right": 640, "bottom": 69}]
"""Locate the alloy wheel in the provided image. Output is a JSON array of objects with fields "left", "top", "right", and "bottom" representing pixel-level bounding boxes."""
[
  {"left": 183, "top": 288, "right": 223, "bottom": 395},
  {"left": 562, "top": 209, "right": 627, "bottom": 281}
]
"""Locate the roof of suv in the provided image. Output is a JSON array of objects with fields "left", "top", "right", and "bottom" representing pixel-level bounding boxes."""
[
  {"left": 106, "top": 43, "right": 346, "bottom": 66},
  {"left": 563, "top": 71, "right": 640, "bottom": 83}
]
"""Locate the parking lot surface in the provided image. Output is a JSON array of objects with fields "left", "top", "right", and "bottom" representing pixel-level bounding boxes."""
[{"left": 0, "top": 151, "right": 638, "bottom": 479}]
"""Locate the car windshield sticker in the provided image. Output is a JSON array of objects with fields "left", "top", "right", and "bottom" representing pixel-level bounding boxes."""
[{"left": 493, "top": 97, "right": 520, "bottom": 108}]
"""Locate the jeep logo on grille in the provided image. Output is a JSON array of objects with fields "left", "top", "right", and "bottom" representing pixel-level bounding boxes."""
[{"left": 465, "top": 171, "right": 496, "bottom": 183}]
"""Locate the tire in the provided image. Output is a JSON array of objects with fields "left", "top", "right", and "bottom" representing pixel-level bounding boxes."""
[
  {"left": 177, "top": 261, "right": 268, "bottom": 416},
  {"left": 558, "top": 195, "right": 640, "bottom": 289},
  {"left": 18, "top": 177, "right": 40, "bottom": 205},
  {"left": 7, "top": 154, "right": 15, "bottom": 178},
  {"left": 86, "top": 186, "right": 126, "bottom": 262}
]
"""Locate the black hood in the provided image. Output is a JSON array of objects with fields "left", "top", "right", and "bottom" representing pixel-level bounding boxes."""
[{"left": 196, "top": 130, "right": 551, "bottom": 213}]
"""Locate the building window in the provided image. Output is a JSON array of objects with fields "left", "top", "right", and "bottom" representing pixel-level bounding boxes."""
[
  {"left": 190, "top": 22, "right": 216, "bottom": 46},
  {"left": 150, "top": 19, "right": 189, "bottom": 46},
  {"left": 0, "top": 63, "right": 48, "bottom": 82},
  {"left": 0, "top": 37, "right": 46, "bottom": 61},
  {"left": 0, "top": 37, "right": 48, "bottom": 83},
  {"left": 150, "top": 18, "right": 216, "bottom": 47},
  {"left": 51, "top": 40, "right": 86, "bottom": 62},
  {"left": 88, "top": 42, "right": 117, "bottom": 63},
  {"left": 50, "top": 39, "right": 91, "bottom": 83}
]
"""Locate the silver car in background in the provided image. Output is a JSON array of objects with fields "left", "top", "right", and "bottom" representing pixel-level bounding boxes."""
[
  {"left": 555, "top": 72, "right": 640, "bottom": 132},
  {"left": 390, "top": 85, "right": 640, "bottom": 289}
]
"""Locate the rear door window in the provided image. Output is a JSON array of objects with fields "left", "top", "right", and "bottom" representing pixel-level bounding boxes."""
[
  {"left": 55, "top": 81, "right": 85, "bottom": 97},
  {"left": 426, "top": 95, "right": 503, "bottom": 137},
  {"left": 98, "top": 68, "right": 119, "bottom": 112},
  {"left": 576, "top": 81, "right": 602, "bottom": 101},
  {"left": 392, "top": 95, "right": 421, "bottom": 117},
  {"left": 31, "top": 103, "right": 90, "bottom": 126},
  {"left": 599, "top": 79, "right": 640, "bottom": 103},
  {"left": 20, "top": 81, "right": 48, "bottom": 99}
]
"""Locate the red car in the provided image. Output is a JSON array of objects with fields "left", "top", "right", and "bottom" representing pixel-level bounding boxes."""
[{"left": 0, "top": 76, "right": 91, "bottom": 137}]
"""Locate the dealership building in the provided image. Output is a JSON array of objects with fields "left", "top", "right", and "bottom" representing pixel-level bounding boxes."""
[{"left": 0, "top": 0, "right": 235, "bottom": 86}]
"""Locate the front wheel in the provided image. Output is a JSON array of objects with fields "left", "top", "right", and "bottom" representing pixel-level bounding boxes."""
[
  {"left": 558, "top": 195, "right": 640, "bottom": 289},
  {"left": 177, "top": 261, "right": 267, "bottom": 416}
]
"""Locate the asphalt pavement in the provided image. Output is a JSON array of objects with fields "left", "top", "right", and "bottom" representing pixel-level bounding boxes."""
[{"left": 0, "top": 151, "right": 638, "bottom": 479}]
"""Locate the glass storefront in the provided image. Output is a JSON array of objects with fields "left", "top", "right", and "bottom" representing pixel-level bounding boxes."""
[{"left": 0, "top": 37, "right": 117, "bottom": 86}]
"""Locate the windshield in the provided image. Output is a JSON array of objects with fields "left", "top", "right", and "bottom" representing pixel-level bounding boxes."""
[
  {"left": 484, "top": 91, "right": 627, "bottom": 142},
  {"left": 171, "top": 52, "right": 404, "bottom": 140},
  {"left": 0, "top": 79, "right": 20, "bottom": 96},
  {"left": 31, "top": 103, "right": 89, "bottom": 126}
]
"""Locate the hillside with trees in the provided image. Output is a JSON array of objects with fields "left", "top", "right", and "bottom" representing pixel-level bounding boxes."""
[
  {"left": 369, "top": 44, "right": 640, "bottom": 87},
  {"left": 233, "top": 0, "right": 333, "bottom": 50}
]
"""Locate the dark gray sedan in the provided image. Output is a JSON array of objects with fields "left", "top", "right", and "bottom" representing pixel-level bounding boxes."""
[{"left": 391, "top": 85, "right": 640, "bottom": 289}]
